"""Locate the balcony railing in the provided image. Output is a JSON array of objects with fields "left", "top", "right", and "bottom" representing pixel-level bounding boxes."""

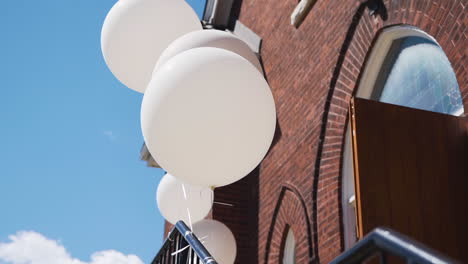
[
  {"left": 330, "top": 227, "right": 458, "bottom": 264},
  {"left": 151, "top": 221, "right": 218, "bottom": 264},
  {"left": 153, "top": 224, "right": 456, "bottom": 264}
]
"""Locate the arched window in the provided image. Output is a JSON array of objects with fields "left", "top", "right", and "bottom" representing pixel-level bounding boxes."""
[
  {"left": 342, "top": 25, "right": 464, "bottom": 249},
  {"left": 282, "top": 228, "right": 296, "bottom": 264}
]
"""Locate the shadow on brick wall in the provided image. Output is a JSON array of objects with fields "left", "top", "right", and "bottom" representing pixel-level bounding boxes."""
[{"left": 213, "top": 168, "right": 259, "bottom": 263}]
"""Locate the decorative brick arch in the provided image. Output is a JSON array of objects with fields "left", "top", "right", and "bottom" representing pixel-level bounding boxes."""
[
  {"left": 264, "top": 185, "right": 315, "bottom": 264},
  {"left": 314, "top": 1, "right": 468, "bottom": 263}
]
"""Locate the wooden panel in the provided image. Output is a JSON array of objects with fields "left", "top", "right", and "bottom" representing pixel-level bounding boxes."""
[{"left": 350, "top": 97, "right": 468, "bottom": 262}]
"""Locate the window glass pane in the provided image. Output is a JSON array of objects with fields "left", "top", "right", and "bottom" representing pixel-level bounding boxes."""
[
  {"left": 283, "top": 229, "right": 296, "bottom": 264},
  {"left": 377, "top": 37, "right": 463, "bottom": 115}
]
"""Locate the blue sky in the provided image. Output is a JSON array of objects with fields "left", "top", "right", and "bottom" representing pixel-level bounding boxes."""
[{"left": 0, "top": 0, "right": 205, "bottom": 263}]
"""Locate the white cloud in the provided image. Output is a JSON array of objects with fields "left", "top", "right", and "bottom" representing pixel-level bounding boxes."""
[
  {"left": 0, "top": 231, "right": 143, "bottom": 264},
  {"left": 88, "top": 251, "right": 143, "bottom": 264},
  {"left": 103, "top": 130, "right": 117, "bottom": 141}
]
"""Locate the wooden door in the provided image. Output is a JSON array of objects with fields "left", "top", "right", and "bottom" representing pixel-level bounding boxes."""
[{"left": 350, "top": 97, "right": 468, "bottom": 262}]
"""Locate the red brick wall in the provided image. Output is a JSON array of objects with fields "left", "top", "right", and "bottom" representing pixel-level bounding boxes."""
[
  {"left": 213, "top": 169, "right": 260, "bottom": 263},
  {"left": 212, "top": 0, "right": 468, "bottom": 263}
]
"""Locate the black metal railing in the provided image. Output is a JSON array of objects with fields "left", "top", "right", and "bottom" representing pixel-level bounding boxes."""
[
  {"left": 152, "top": 221, "right": 217, "bottom": 264},
  {"left": 330, "top": 228, "right": 458, "bottom": 264}
]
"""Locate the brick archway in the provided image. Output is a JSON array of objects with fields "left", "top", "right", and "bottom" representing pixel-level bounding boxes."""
[
  {"left": 264, "top": 185, "right": 315, "bottom": 264},
  {"left": 314, "top": 1, "right": 468, "bottom": 263}
]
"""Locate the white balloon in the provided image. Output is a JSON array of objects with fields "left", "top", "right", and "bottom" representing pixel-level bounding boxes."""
[
  {"left": 101, "top": 0, "right": 202, "bottom": 93},
  {"left": 192, "top": 220, "right": 236, "bottom": 264},
  {"left": 141, "top": 47, "right": 276, "bottom": 187},
  {"left": 156, "top": 173, "right": 213, "bottom": 225},
  {"left": 154, "top": 29, "right": 263, "bottom": 73}
]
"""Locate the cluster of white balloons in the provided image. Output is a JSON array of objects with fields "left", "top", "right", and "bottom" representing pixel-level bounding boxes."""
[{"left": 101, "top": 0, "right": 276, "bottom": 263}]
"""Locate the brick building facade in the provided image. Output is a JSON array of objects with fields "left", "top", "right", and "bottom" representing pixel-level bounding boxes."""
[{"left": 165, "top": 0, "right": 467, "bottom": 263}]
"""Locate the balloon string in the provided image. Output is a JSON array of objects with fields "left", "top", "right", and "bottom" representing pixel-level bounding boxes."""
[
  {"left": 186, "top": 207, "right": 193, "bottom": 231},
  {"left": 210, "top": 189, "right": 214, "bottom": 206},
  {"left": 171, "top": 245, "right": 190, "bottom": 256},
  {"left": 213, "top": 201, "right": 234, "bottom": 207},
  {"left": 208, "top": 186, "right": 235, "bottom": 207},
  {"left": 198, "top": 235, "right": 208, "bottom": 245},
  {"left": 181, "top": 183, "right": 188, "bottom": 200},
  {"left": 181, "top": 183, "right": 193, "bottom": 231}
]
